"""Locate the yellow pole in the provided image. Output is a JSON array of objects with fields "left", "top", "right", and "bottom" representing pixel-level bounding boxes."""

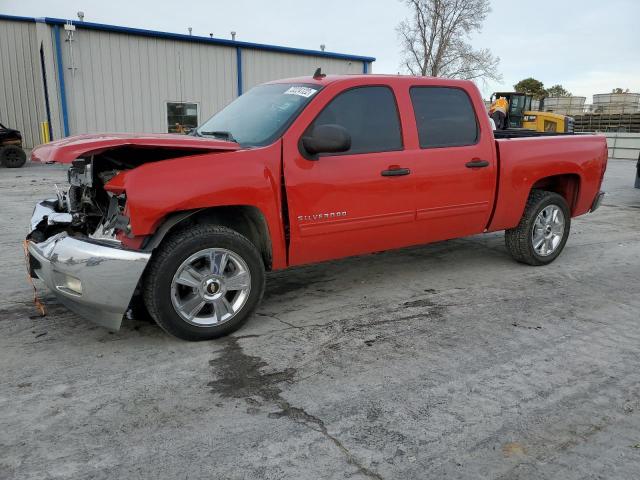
[{"left": 40, "top": 121, "right": 50, "bottom": 143}]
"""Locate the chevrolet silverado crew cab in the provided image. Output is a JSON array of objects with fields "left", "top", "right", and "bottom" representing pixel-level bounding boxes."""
[{"left": 27, "top": 74, "right": 608, "bottom": 341}]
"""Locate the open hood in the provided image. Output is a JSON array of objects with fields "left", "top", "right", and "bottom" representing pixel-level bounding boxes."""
[{"left": 31, "top": 133, "right": 241, "bottom": 164}]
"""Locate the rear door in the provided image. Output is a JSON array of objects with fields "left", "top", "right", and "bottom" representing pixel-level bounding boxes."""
[
  {"left": 407, "top": 86, "right": 497, "bottom": 243},
  {"left": 283, "top": 84, "right": 419, "bottom": 266}
]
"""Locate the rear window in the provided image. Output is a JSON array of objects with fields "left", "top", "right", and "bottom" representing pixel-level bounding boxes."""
[{"left": 410, "top": 87, "right": 478, "bottom": 148}]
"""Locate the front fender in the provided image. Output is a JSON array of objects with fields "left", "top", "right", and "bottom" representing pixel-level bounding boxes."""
[{"left": 109, "top": 142, "right": 288, "bottom": 269}]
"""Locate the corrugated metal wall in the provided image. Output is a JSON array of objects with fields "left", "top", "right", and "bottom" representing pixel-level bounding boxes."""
[
  {"left": 0, "top": 19, "right": 47, "bottom": 148},
  {"left": 1, "top": 16, "right": 374, "bottom": 147},
  {"left": 60, "top": 29, "right": 238, "bottom": 135},
  {"left": 61, "top": 30, "right": 368, "bottom": 135},
  {"left": 241, "top": 49, "right": 366, "bottom": 90}
]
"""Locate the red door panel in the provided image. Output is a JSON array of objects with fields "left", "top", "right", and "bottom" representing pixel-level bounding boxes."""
[
  {"left": 284, "top": 150, "right": 417, "bottom": 266},
  {"left": 411, "top": 144, "right": 496, "bottom": 241},
  {"left": 282, "top": 82, "right": 419, "bottom": 266},
  {"left": 402, "top": 85, "right": 497, "bottom": 242}
]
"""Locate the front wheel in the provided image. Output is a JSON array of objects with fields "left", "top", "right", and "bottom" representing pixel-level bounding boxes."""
[
  {"left": 505, "top": 190, "right": 571, "bottom": 266},
  {"left": 143, "top": 225, "right": 265, "bottom": 341}
]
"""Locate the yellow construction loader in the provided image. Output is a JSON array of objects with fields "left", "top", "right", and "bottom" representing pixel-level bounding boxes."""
[{"left": 490, "top": 92, "right": 574, "bottom": 133}]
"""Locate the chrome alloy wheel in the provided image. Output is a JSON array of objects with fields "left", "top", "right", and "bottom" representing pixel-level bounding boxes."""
[
  {"left": 532, "top": 205, "right": 565, "bottom": 257},
  {"left": 170, "top": 248, "right": 251, "bottom": 326}
]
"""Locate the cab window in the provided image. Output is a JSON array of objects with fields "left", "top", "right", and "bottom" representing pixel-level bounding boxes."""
[
  {"left": 410, "top": 87, "right": 478, "bottom": 148},
  {"left": 308, "top": 86, "right": 403, "bottom": 155}
]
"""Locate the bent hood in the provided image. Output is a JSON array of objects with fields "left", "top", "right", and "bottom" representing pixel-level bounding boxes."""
[{"left": 31, "top": 132, "right": 241, "bottom": 164}]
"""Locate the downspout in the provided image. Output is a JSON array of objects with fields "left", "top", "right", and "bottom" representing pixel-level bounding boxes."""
[
  {"left": 363, "top": 61, "right": 368, "bottom": 74},
  {"left": 53, "top": 24, "right": 70, "bottom": 136},
  {"left": 236, "top": 47, "right": 243, "bottom": 96}
]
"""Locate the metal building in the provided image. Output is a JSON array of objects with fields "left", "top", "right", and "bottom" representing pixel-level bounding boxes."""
[{"left": 0, "top": 14, "right": 375, "bottom": 148}]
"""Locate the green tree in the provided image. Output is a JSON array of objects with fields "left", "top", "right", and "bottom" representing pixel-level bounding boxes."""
[
  {"left": 513, "top": 77, "right": 546, "bottom": 99},
  {"left": 612, "top": 88, "right": 629, "bottom": 94},
  {"left": 545, "top": 84, "right": 571, "bottom": 97}
]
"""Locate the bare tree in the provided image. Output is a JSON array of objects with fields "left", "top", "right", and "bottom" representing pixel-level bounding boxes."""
[{"left": 397, "top": 0, "right": 501, "bottom": 83}]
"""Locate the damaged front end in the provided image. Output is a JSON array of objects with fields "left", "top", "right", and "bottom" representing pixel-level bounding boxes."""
[
  {"left": 25, "top": 133, "right": 240, "bottom": 331},
  {"left": 26, "top": 156, "right": 151, "bottom": 331},
  {"left": 31, "top": 159, "right": 130, "bottom": 242}
]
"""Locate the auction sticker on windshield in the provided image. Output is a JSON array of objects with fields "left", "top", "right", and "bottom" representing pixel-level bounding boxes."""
[{"left": 284, "top": 86, "right": 317, "bottom": 98}]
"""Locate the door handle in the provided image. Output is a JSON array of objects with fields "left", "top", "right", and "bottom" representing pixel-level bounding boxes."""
[
  {"left": 381, "top": 167, "right": 411, "bottom": 177},
  {"left": 465, "top": 159, "right": 490, "bottom": 168}
]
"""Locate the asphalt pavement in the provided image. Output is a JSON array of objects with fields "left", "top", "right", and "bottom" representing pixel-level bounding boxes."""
[{"left": 1, "top": 159, "right": 639, "bottom": 480}]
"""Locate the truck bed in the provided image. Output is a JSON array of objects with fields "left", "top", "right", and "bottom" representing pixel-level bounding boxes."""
[
  {"left": 488, "top": 134, "right": 608, "bottom": 232},
  {"left": 493, "top": 129, "right": 576, "bottom": 139}
]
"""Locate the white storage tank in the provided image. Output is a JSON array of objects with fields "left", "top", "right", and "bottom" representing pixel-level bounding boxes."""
[
  {"left": 542, "top": 96, "right": 586, "bottom": 115},
  {"left": 593, "top": 93, "right": 640, "bottom": 114}
]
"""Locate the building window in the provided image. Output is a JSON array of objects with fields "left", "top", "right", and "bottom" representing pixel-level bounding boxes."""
[{"left": 167, "top": 102, "right": 198, "bottom": 134}]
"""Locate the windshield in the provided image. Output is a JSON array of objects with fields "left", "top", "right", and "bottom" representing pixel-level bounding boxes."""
[{"left": 196, "top": 83, "right": 321, "bottom": 147}]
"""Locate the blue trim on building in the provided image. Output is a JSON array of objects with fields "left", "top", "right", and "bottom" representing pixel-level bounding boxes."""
[
  {"left": 1, "top": 13, "right": 375, "bottom": 61},
  {"left": 0, "top": 13, "right": 374, "bottom": 63},
  {"left": 0, "top": 13, "right": 35, "bottom": 23},
  {"left": 0, "top": 13, "right": 375, "bottom": 62},
  {"left": 236, "top": 47, "right": 243, "bottom": 96},
  {"left": 53, "top": 25, "right": 70, "bottom": 137}
]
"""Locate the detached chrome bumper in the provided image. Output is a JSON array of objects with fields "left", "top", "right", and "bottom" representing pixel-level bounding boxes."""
[{"left": 27, "top": 201, "right": 151, "bottom": 331}]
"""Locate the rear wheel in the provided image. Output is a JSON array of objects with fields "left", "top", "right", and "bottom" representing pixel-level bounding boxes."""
[
  {"left": 0, "top": 145, "right": 27, "bottom": 168},
  {"left": 505, "top": 190, "right": 571, "bottom": 266},
  {"left": 143, "top": 225, "right": 265, "bottom": 341}
]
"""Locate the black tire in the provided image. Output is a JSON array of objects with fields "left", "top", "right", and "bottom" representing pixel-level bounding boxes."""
[
  {"left": 126, "top": 294, "right": 155, "bottom": 324},
  {"left": 505, "top": 189, "right": 571, "bottom": 266},
  {"left": 143, "top": 225, "right": 265, "bottom": 341},
  {"left": 0, "top": 145, "right": 27, "bottom": 168}
]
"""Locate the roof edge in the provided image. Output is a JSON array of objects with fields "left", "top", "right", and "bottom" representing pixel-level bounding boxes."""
[{"left": 0, "top": 14, "right": 375, "bottom": 62}]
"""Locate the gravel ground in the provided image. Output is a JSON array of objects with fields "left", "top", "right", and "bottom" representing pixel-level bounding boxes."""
[{"left": 1, "top": 159, "right": 639, "bottom": 480}]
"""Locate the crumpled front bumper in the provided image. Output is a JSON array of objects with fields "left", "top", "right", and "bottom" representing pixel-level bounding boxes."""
[{"left": 27, "top": 201, "right": 151, "bottom": 331}]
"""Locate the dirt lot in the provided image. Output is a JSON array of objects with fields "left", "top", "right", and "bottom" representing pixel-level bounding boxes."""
[{"left": 1, "top": 159, "right": 639, "bottom": 480}]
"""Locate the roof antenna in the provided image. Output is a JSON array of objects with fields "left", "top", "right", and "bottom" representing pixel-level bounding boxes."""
[{"left": 313, "top": 68, "right": 326, "bottom": 80}]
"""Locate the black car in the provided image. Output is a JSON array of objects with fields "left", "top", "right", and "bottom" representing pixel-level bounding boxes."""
[{"left": 0, "top": 121, "right": 27, "bottom": 168}]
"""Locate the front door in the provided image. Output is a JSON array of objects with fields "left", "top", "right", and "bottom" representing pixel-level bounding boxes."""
[{"left": 283, "top": 85, "right": 418, "bottom": 266}]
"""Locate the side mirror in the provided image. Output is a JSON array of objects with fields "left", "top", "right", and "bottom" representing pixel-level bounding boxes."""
[{"left": 301, "top": 124, "right": 351, "bottom": 158}]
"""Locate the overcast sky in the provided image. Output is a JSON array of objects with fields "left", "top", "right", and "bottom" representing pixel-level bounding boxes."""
[{"left": 2, "top": 0, "right": 639, "bottom": 100}]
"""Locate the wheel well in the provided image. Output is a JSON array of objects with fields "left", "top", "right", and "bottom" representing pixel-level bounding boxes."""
[
  {"left": 145, "top": 206, "right": 273, "bottom": 270},
  {"left": 531, "top": 174, "right": 581, "bottom": 213}
]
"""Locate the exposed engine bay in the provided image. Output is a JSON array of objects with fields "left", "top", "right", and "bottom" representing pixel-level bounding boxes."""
[{"left": 28, "top": 146, "right": 201, "bottom": 245}]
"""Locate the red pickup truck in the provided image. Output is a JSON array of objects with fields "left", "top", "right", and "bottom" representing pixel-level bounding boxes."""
[{"left": 27, "top": 74, "right": 607, "bottom": 341}]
